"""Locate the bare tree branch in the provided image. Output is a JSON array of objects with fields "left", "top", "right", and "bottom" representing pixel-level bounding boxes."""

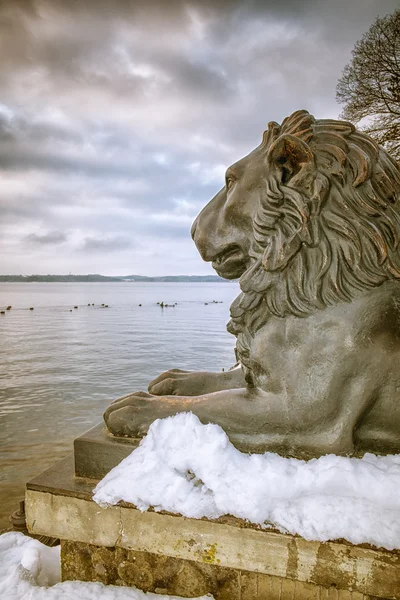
[{"left": 336, "top": 9, "right": 400, "bottom": 160}]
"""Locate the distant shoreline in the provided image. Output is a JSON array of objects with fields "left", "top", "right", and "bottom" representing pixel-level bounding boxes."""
[{"left": 0, "top": 274, "right": 232, "bottom": 283}]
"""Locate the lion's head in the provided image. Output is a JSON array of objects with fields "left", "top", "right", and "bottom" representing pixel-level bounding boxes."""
[{"left": 192, "top": 110, "right": 400, "bottom": 373}]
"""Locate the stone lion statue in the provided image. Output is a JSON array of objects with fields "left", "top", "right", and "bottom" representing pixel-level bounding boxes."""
[{"left": 105, "top": 110, "right": 400, "bottom": 458}]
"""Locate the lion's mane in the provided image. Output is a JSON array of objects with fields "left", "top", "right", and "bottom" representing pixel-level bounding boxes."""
[{"left": 227, "top": 110, "right": 400, "bottom": 379}]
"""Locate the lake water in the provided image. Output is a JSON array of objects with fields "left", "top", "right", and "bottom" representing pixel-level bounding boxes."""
[{"left": 0, "top": 282, "right": 239, "bottom": 529}]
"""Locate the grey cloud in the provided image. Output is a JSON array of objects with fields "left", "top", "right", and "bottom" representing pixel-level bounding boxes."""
[
  {"left": 152, "top": 54, "right": 234, "bottom": 101},
  {"left": 25, "top": 231, "right": 67, "bottom": 245},
  {"left": 0, "top": 111, "right": 83, "bottom": 145},
  {"left": 81, "top": 235, "right": 133, "bottom": 252},
  {"left": 0, "top": 146, "right": 132, "bottom": 176},
  {"left": 0, "top": 198, "right": 47, "bottom": 224}
]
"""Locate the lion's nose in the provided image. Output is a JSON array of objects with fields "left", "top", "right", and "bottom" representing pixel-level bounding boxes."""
[
  {"left": 191, "top": 214, "right": 212, "bottom": 260},
  {"left": 191, "top": 226, "right": 217, "bottom": 262}
]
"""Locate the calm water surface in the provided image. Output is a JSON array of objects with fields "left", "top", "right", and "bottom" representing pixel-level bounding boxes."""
[{"left": 0, "top": 282, "right": 239, "bottom": 528}]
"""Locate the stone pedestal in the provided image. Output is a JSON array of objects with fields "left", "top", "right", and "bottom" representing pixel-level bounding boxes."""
[
  {"left": 74, "top": 423, "right": 139, "bottom": 478},
  {"left": 24, "top": 425, "right": 400, "bottom": 599}
]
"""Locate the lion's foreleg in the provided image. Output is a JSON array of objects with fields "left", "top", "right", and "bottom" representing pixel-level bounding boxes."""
[{"left": 148, "top": 364, "right": 246, "bottom": 396}]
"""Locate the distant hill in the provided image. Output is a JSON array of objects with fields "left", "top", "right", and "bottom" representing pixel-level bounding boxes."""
[
  {"left": 121, "top": 275, "right": 226, "bottom": 282},
  {"left": 0, "top": 274, "right": 229, "bottom": 283},
  {"left": 0, "top": 274, "right": 121, "bottom": 282}
]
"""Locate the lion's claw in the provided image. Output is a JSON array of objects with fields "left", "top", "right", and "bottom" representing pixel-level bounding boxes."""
[{"left": 104, "top": 391, "right": 176, "bottom": 438}]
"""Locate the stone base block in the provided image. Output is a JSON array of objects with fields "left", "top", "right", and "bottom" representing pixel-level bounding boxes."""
[
  {"left": 61, "top": 540, "right": 369, "bottom": 599},
  {"left": 74, "top": 423, "right": 139, "bottom": 479},
  {"left": 25, "top": 457, "right": 400, "bottom": 600}
]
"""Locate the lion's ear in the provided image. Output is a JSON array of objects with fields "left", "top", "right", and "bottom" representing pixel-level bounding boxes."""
[{"left": 267, "top": 134, "right": 315, "bottom": 195}]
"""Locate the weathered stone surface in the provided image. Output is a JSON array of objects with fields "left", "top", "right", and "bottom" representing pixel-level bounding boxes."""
[
  {"left": 61, "top": 540, "right": 378, "bottom": 600},
  {"left": 26, "top": 486, "right": 400, "bottom": 599}
]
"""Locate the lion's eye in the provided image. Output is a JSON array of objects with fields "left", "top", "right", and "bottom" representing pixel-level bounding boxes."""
[{"left": 226, "top": 175, "right": 236, "bottom": 191}]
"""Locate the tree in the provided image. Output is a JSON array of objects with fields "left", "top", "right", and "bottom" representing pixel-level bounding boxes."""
[{"left": 336, "top": 9, "right": 400, "bottom": 160}]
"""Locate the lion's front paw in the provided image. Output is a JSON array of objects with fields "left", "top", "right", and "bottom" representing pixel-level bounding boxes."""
[
  {"left": 104, "top": 391, "right": 166, "bottom": 437},
  {"left": 148, "top": 369, "right": 217, "bottom": 396},
  {"left": 148, "top": 369, "right": 193, "bottom": 395}
]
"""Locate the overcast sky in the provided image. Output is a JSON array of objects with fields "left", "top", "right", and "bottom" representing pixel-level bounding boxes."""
[{"left": 1, "top": 0, "right": 398, "bottom": 276}]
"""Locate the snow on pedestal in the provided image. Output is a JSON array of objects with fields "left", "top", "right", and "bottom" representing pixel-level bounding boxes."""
[{"left": 93, "top": 412, "right": 400, "bottom": 551}]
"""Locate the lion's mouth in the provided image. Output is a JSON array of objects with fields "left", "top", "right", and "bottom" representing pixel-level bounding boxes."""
[{"left": 212, "top": 244, "right": 247, "bottom": 279}]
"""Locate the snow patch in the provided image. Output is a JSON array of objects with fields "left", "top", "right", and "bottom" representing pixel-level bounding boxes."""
[{"left": 93, "top": 412, "right": 400, "bottom": 550}]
